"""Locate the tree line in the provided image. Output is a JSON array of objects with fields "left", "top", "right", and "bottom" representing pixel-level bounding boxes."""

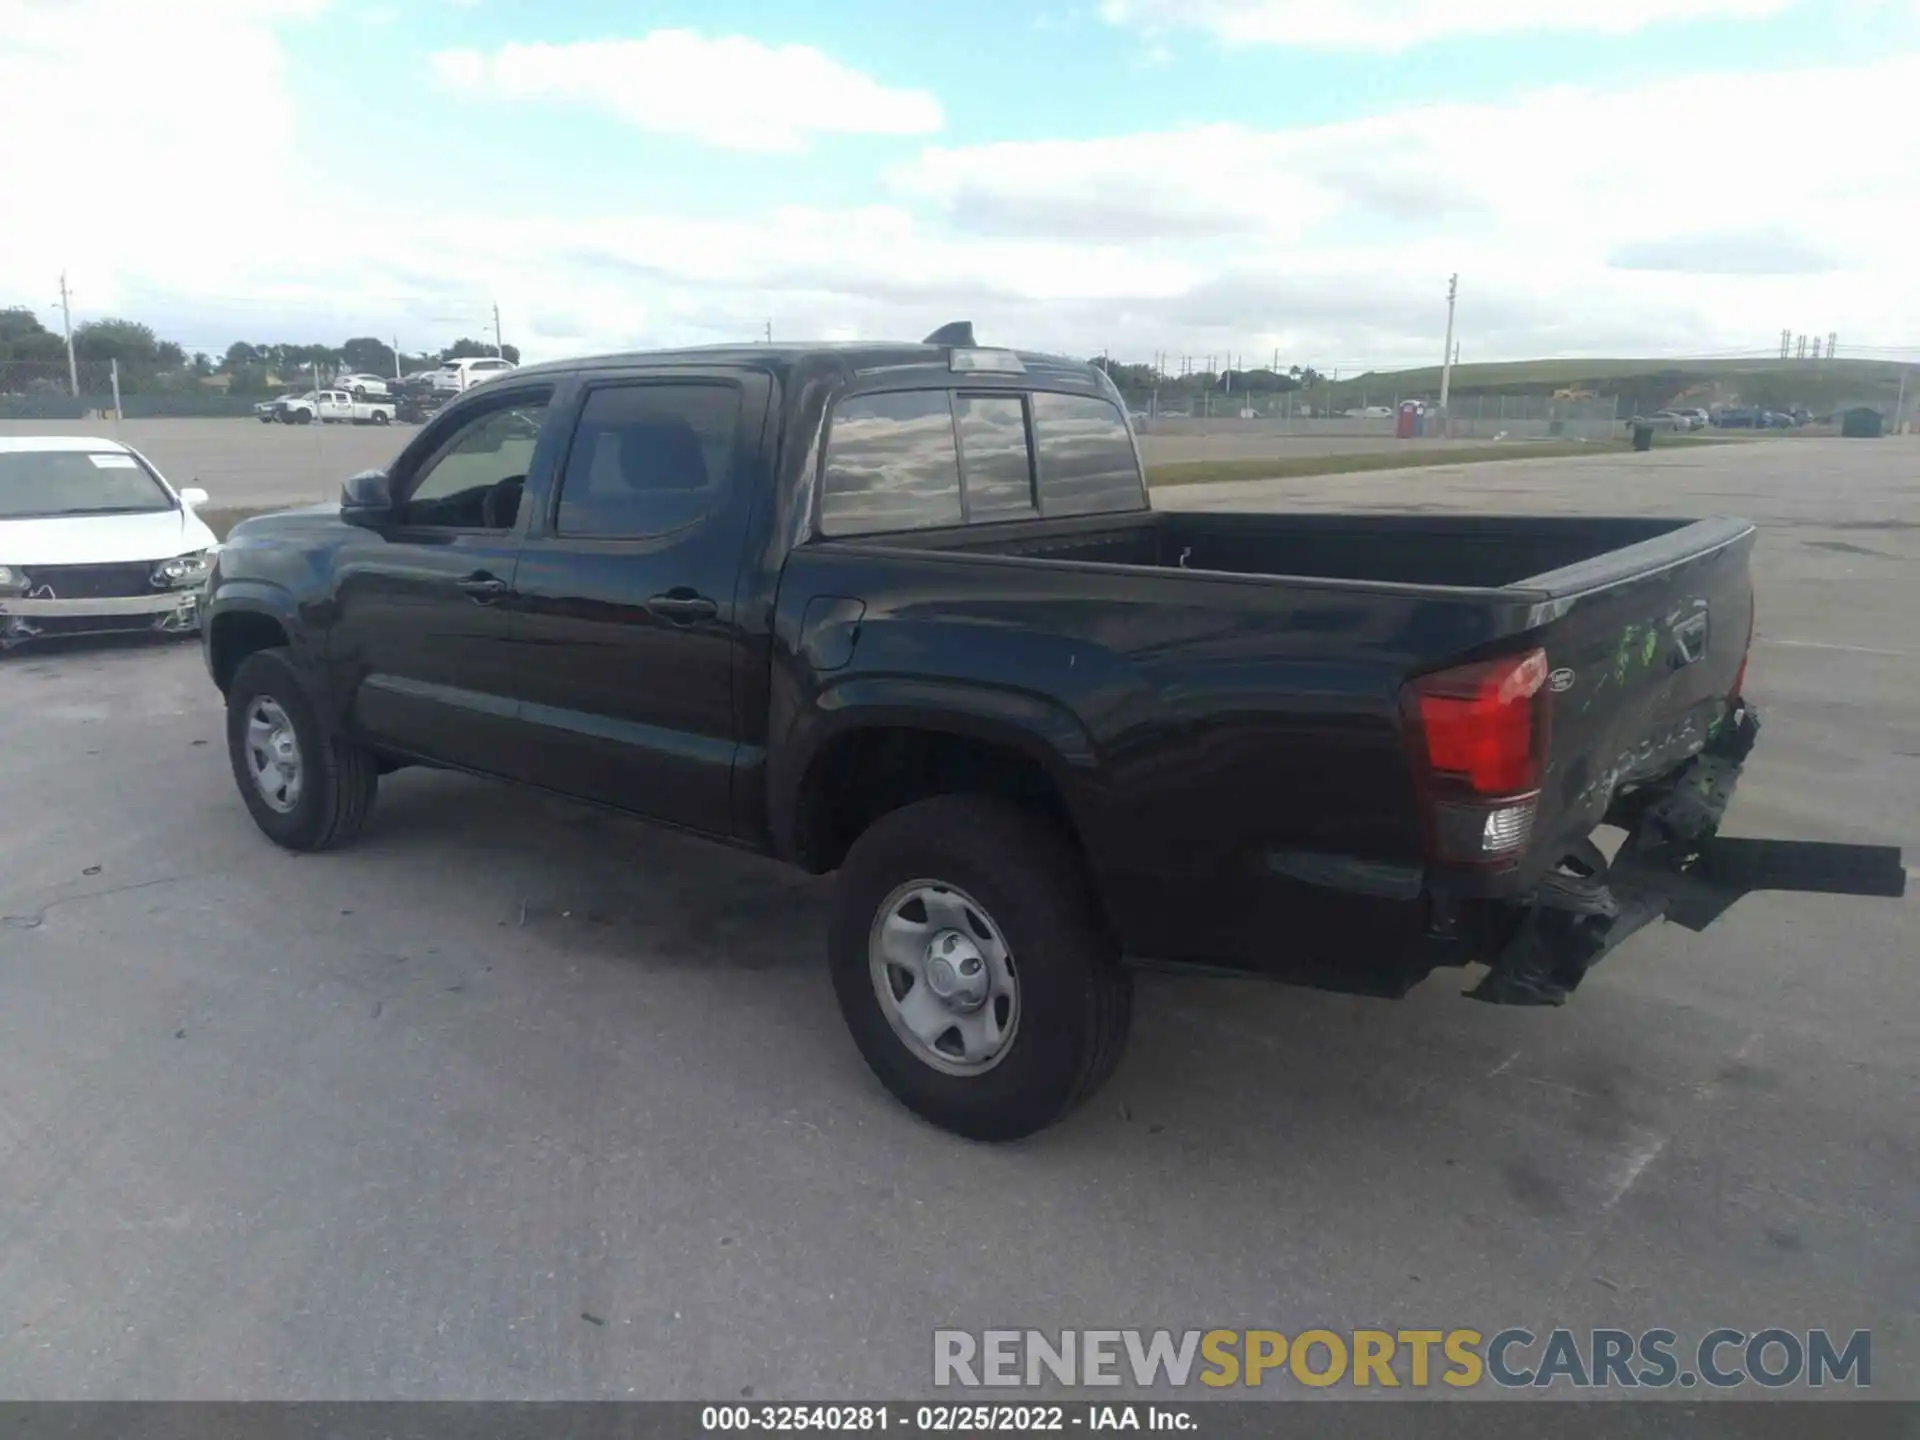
[
  {"left": 1091, "top": 358, "right": 1326, "bottom": 394},
  {"left": 0, "top": 306, "right": 518, "bottom": 395}
]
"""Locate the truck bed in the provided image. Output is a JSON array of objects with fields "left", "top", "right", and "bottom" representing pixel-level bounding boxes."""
[
  {"left": 794, "top": 506, "right": 1759, "bottom": 955},
  {"left": 865, "top": 509, "right": 1702, "bottom": 593}
]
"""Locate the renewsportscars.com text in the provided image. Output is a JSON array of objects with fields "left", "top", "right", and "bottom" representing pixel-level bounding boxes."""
[{"left": 933, "top": 1328, "right": 1871, "bottom": 1391}]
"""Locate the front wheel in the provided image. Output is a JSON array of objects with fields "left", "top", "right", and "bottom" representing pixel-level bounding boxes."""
[
  {"left": 293, "top": 410, "right": 312, "bottom": 425},
  {"left": 225, "top": 648, "right": 378, "bottom": 852},
  {"left": 828, "top": 795, "right": 1132, "bottom": 1141}
]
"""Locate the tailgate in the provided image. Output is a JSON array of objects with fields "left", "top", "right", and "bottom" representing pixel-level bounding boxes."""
[{"left": 1521, "top": 518, "right": 1757, "bottom": 860}]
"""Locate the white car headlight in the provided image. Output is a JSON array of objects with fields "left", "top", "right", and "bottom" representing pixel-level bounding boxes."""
[{"left": 154, "top": 550, "right": 215, "bottom": 587}]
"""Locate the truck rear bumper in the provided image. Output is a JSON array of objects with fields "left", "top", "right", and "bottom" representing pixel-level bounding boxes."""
[
  {"left": 1107, "top": 704, "right": 1904, "bottom": 1001},
  {"left": 1465, "top": 703, "right": 1907, "bottom": 1005}
]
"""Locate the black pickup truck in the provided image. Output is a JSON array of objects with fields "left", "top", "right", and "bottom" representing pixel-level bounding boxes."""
[{"left": 201, "top": 325, "right": 1904, "bottom": 1140}]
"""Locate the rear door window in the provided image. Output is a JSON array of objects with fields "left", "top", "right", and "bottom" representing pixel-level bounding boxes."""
[
  {"left": 819, "top": 390, "right": 963, "bottom": 536},
  {"left": 554, "top": 382, "right": 740, "bottom": 539},
  {"left": 1030, "top": 392, "right": 1147, "bottom": 516}
]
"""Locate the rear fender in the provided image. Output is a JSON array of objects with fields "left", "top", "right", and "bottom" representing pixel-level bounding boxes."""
[{"left": 770, "top": 675, "right": 1100, "bottom": 863}]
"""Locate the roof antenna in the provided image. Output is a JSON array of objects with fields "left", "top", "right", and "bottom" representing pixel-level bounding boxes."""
[{"left": 922, "top": 321, "right": 975, "bottom": 347}]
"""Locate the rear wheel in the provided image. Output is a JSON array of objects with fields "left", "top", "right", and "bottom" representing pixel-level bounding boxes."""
[
  {"left": 225, "top": 648, "right": 378, "bottom": 852},
  {"left": 371, "top": 409, "right": 390, "bottom": 425},
  {"left": 828, "top": 795, "right": 1132, "bottom": 1141}
]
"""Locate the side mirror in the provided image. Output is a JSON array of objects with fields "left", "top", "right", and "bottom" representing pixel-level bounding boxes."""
[
  {"left": 179, "top": 486, "right": 210, "bottom": 508},
  {"left": 341, "top": 469, "right": 395, "bottom": 529}
]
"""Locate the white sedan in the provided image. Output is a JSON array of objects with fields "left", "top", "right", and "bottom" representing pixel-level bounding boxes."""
[{"left": 0, "top": 436, "right": 219, "bottom": 653}]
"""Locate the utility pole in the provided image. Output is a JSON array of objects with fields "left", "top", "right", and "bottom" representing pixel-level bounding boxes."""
[
  {"left": 1896, "top": 367, "right": 1908, "bottom": 432},
  {"left": 58, "top": 270, "right": 79, "bottom": 396},
  {"left": 392, "top": 337, "right": 402, "bottom": 380},
  {"left": 764, "top": 320, "right": 773, "bottom": 343},
  {"left": 1438, "top": 273, "right": 1459, "bottom": 422},
  {"left": 492, "top": 302, "right": 505, "bottom": 358}
]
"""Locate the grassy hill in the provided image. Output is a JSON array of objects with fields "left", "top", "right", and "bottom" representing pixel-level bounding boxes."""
[{"left": 1331, "top": 356, "right": 1910, "bottom": 414}]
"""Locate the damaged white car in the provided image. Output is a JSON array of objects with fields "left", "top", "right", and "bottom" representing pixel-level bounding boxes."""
[{"left": 0, "top": 436, "right": 219, "bottom": 653}]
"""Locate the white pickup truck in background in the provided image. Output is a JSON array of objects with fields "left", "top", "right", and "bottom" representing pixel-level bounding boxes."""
[{"left": 274, "top": 390, "right": 394, "bottom": 425}]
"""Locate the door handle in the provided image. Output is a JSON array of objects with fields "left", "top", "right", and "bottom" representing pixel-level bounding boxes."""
[
  {"left": 457, "top": 572, "right": 511, "bottom": 603},
  {"left": 646, "top": 591, "right": 718, "bottom": 623}
]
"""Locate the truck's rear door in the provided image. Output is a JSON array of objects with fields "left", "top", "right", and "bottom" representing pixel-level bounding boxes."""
[{"left": 506, "top": 366, "right": 773, "bottom": 835}]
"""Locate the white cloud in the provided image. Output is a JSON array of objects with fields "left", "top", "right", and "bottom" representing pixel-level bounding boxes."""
[
  {"left": 1100, "top": 0, "right": 1796, "bottom": 48},
  {"left": 0, "top": 0, "right": 332, "bottom": 316},
  {"left": 891, "top": 129, "right": 1343, "bottom": 241},
  {"left": 428, "top": 31, "right": 944, "bottom": 151}
]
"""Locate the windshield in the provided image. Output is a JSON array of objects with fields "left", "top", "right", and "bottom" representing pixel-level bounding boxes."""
[{"left": 0, "top": 449, "right": 174, "bottom": 519}]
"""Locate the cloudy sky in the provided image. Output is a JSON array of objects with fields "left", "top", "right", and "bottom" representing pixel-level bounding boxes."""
[{"left": 2, "top": 0, "right": 1914, "bottom": 372}]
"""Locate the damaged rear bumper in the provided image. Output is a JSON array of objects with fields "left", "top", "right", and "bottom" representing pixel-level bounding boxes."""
[{"left": 1466, "top": 703, "right": 1907, "bottom": 1005}]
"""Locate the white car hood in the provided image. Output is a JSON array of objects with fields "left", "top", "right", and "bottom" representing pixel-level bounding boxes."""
[{"left": 1, "top": 507, "right": 219, "bottom": 566}]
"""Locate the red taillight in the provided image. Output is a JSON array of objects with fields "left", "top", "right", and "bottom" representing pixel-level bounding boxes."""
[
  {"left": 1401, "top": 648, "right": 1551, "bottom": 867},
  {"left": 1407, "top": 648, "right": 1549, "bottom": 794}
]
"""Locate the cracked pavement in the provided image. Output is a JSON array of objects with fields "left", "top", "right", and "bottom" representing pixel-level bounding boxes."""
[{"left": 0, "top": 437, "right": 1914, "bottom": 1399}]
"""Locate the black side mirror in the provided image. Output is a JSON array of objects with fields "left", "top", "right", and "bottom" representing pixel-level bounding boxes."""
[{"left": 341, "top": 469, "right": 395, "bottom": 529}]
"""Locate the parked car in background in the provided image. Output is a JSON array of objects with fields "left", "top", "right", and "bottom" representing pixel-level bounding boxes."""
[
  {"left": 1715, "top": 408, "right": 1761, "bottom": 428},
  {"left": 429, "top": 356, "right": 517, "bottom": 394},
  {"left": 1673, "top": 408, "right": 1710, "bottom": 430},
  {"left": 277, "top": 390, "right": 394, "bottom": 425},
  {"left": 1, "top": 436, "right": 218, "bottom": 652},
  {"left": 394, "top": 390, "right": 446, "bottom": 425},
  {"left": 335, "top": 373, "right": 393, "bottom": 399}
]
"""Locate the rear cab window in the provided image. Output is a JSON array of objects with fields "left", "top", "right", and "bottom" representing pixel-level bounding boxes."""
[{"left": 817, "top": 382, "right": 1144, "bottom": 538}]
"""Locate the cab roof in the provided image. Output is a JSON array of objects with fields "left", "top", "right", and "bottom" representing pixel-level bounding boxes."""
[{"left": 506, "top": 337, "right": 1100, "bottom": 389}]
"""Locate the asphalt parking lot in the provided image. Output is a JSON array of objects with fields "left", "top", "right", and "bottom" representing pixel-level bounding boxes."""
[{"left": 1, "top": 437, "right": 1914, "bottom": 1400}]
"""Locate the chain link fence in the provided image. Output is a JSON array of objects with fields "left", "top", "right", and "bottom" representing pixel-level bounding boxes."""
[
  {"left": 0, "top": 360, "right": 272, "bottom": 420},
  {"left": 1117, "top": 387, "right": 1623, "bottom": 442}
]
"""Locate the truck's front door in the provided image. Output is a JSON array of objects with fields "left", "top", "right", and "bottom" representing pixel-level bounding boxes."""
[
  {"left": 328, "top": 382, "right": 560, "bottom": 774},
  {"left": 506, "top": 369, "right": 768, "bottom": 835}
]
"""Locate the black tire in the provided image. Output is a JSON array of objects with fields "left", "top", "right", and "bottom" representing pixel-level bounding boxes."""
[
  {"left": 828, "top": 795, "right": 1132, "bottom": 1141},
  {"left": 225, "top": 648, "right": 378, "bottom": 852},
  {"left": 351, "top": 385, "right": 367, "bottom": 399},
  {"left": 371, "top": 409, "right": 390, "bottom": 425},
  {"left": 293, "top": 410, "right": 312, "bottom": 425}
]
